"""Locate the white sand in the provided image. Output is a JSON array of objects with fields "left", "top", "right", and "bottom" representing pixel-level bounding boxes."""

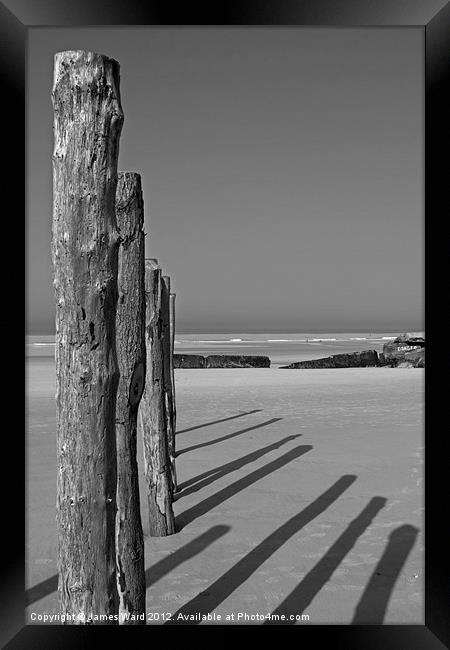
[{"left": 26, "top": 360, "right": 423, "bottom": 624}]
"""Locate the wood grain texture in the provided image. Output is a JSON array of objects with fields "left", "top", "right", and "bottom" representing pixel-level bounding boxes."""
[
  {"left": 169, "top": 292, "right": 177, "bottom": 484},
  {"left": 161, "top": 277, "right": 177, "bottom": 491},
  {"left": 139, "top": 260, "right": 175, "bottom": 536},
  {"left": 51, "top": 50, "right": 124, "bottom": 622},
  {"left": 115, "top": 172, "right": 146, "bottom": 623}
]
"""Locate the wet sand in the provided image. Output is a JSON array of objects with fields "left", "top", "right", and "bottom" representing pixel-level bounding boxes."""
[{"left": 26, "top": 358, "right": 423, "bottom": 624}]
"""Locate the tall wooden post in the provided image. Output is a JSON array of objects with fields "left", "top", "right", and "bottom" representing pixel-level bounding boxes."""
[
  {"left": 161, "top": 276, "right": 177, "bottom": 491},
  {"left": 139, "top": 259, "right": 176, "bottom": 536},
  {"left": 115, "top": 172, "right": 146, "bottom": 623},
  {"left": 51, "top": 50, "right": 123, "bottom": 622},
  {"left": 169, "top": 292, "right": 177, "bottom": 481}
]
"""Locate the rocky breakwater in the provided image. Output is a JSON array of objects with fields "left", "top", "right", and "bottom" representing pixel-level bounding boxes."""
[
  {"left": 174, "top": 354, "right": 205, "bottom": 369},
  {"left": 206, "top": 355, "right": 271, "bottom": 368},
  {"left": 379, "top": 334, "right": 425, "bottom": 368},
  {"left": 280, "top": 335, "right": 426, "bottom": 370},
  {"left": 280, "top": 350, "right": 380, "bottom": 369},
  {"left": 173, "top": 354, "right": 271, "bottom": 368}
]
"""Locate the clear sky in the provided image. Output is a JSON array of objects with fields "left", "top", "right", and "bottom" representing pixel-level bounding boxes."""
[{"left": 27, "top": 27, "right": 424, "bottom": 333}]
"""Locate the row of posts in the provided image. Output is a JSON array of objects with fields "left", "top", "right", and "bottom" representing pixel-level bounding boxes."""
[{"left": 52, "top": 50, "right": 177, "bottom": 624}]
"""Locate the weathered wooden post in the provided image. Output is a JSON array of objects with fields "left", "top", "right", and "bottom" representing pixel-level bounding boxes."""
[
  {"left": 51, "top": 50, "right": 123, "bottom": 622},
  {"left": 139, "top": 259, "right": 176, "bottom": 535},
  {"left": 161, "top": 276, "right": 177, "bottom": 491},
  {"left": 169, "top": 292, "right": 177, "bottom": 484},
  {"left": 115, "top": 172, "right": 146, "bottom": 623}
]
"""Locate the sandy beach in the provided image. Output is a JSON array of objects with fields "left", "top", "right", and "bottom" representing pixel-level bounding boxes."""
[{"left": 26, "top": 343, "right": 424, "bottom": 625}]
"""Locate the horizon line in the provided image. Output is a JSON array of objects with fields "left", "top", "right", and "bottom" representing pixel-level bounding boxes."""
[{"left": 26, "top": 326, "right": 425, "bottom": 336}]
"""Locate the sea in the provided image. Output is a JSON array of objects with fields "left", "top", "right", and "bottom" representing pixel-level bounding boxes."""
[{"left": 26, "top": 330, "right": 424, "bottom": 367}]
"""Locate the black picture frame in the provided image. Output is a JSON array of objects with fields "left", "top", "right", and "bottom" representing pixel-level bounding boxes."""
[{"left": 5, "top": 0, "right": 449, "bottom": 646}]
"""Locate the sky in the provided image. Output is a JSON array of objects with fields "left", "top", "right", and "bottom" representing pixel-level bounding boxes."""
[{"left": 27, "top": 27, "right": 424, "bottom": 333}]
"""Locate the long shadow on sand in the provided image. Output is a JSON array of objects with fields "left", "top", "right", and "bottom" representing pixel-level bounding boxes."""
[
  {"left": 26, "top": 526, "right": 232, "bottom": 605},
  {"left": 166, "top": 475, "right": 357, "bottom": 624},
  {"left": 264, "top": 496, "right": 387, "bottom": 624},
  {"left": 177, "top": 418, "right": 283, "bottom": 456},
  {"left": 176, "top": 410, "right": 263, "bottom": 435},
  {"left": 351, "top": 523, "right": 419, "bottom": 624},
  {"left": 146, "top": 525, "right": 230, "bottom": 589},
  {"left": 176, "top": 444, "right": 313, "bottom": 530},
  {"left": 176, "top": 435, "right": 301, "bottom": 500},
  {"left": 25, "top": 575, "right": 58, "bottom": 607}
]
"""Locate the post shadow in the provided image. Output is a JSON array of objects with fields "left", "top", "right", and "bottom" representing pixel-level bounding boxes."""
[
  {"left": 351, "top": 523, "right": 419, "bottom": 624},
  {"left": 25, "top": 574, "right": 58, "bottom": 607},
  {"left": 176, "top": 443, "right": 313, "bottom": 530},
  {"left": 146, "top": 525, "right": 230, "bottom": 589},
  {"left": 165, "top": 474, "right": 357, "bottom": 624},
  {"left": 176, "top": 410, "right": 263, "bottom": 434},
  {"left": 26, "top": 526, "right": 232, "bottom": 606},
  {"left": 264, "top": 496, "right": 387, "bottom": 624},
  {"left": 177, "top": 418, "right": 283, "bottom": 456},
  {"left": 176, "top": 434, "right": 301, "bottom": 499}
]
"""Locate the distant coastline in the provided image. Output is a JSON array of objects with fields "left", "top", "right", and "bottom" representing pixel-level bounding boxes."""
[
  {"left": 26, "top": 330, "right": 425, "bottom": 361},
  {"left": 26, "top": 330, "right": 425, "bottom": 343}
]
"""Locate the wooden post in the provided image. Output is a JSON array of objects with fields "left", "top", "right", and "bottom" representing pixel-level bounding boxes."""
[
  {"left": 161, "top": 277, "right": 177, "bottom": 491},
  {"left": 138, "top": 259, "right": 176, "bottom": 536},
  {"left": 51, "top": 50, "right": 124, "bottom": 622},
  {"left": 169, "top": 292, "right": 177, "bottom": 476},
  {"left": 115, "top": 172, "right": 146, "bottom": 623}
]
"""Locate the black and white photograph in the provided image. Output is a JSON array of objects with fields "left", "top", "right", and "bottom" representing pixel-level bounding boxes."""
[{"left": 4, "top": 0, "right": 449, "bottom": 644}]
